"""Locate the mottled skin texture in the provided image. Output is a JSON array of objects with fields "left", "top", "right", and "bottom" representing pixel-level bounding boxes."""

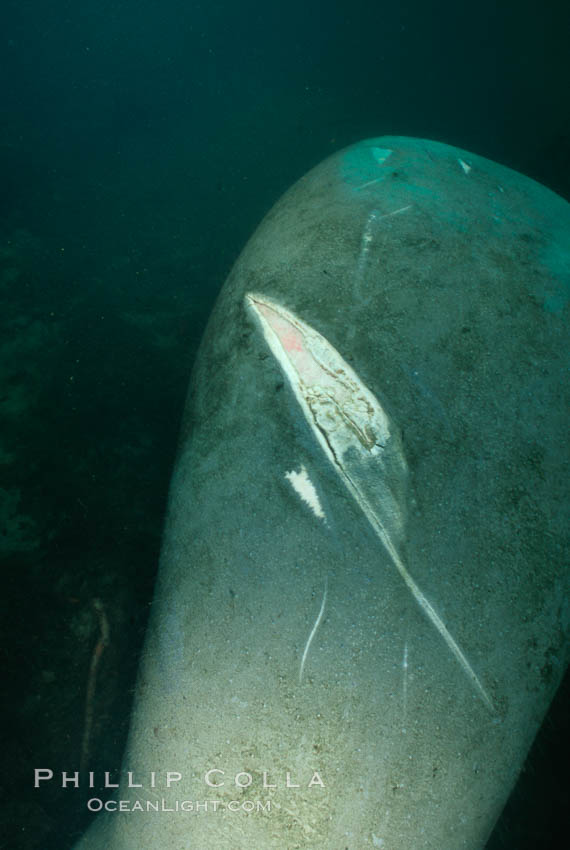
[{"left": 75, "top": 138, "right": 569, "bottom": 849}]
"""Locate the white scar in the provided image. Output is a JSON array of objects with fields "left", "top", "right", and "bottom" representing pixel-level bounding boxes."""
[
  {"left": 246, "top": 292, "right": 495, "bottom": 712},
  {"left": 299, "top": 577, "right": 328, "bottom": 684},
  {"left": 285, "top": 465, "right": 326, "bottom": 521}
]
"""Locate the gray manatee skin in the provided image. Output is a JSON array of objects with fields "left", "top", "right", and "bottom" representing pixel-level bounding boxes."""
[{"left": 75, "top": 137, "right": 569, "bottom": 849}]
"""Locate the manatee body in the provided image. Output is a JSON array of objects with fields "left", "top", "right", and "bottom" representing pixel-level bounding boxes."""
[{"left": 76, "top": 138, "right": 569, "bottom": 849}]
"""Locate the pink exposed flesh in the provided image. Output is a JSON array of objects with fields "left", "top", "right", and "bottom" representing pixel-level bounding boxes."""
[{"left": 258, "top": 302, "right": 324, "bottom": 384}]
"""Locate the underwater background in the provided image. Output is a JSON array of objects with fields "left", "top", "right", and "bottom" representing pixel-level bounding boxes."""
[{"left": 0, "top": 1, "right": 568, "bottom": 848}]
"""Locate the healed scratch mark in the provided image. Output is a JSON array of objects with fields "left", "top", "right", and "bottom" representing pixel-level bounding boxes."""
[
  {"left": 376, "top": 204, "right": 412, "bottom": 219},
  {"left": 402, "top": 640, "right": 409, "bottom": 731},
  {"left": 357, "top": 206, "right": 413, "bottom": 281},
  {"left": 299, "top": 577, "right": 328, "bottom": 684},
  {"left": 355, "top": 177, "right": 385, "bottom": 191}
]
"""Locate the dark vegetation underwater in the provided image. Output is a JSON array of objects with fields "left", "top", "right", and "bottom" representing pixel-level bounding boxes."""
[{"left": 0, "top": 1, "right": 568, "bottom": 847}]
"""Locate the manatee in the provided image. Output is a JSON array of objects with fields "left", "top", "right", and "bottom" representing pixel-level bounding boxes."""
[{"left": 74, "top": 137, "right": 569, "bottom": 849}]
